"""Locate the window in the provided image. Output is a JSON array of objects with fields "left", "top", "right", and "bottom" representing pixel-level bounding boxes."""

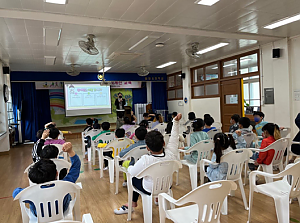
[
  {"left": 223, "top": 59, "right": 237, "bottom": 77},
  {"left": 194, "top": 68, "right": 204, "bottom": 82},
  {"left": 243, "top": 75, "right": 260, "bottom": 114},
  {"left": 7, "top": 102, "right": 14, "bottom": 126},
  {"left": 240, "top": 53, "right": 258, "bottom": 74},
  {"left": 206, "top": 83, "right": 219, "bottom": 95},
  {"left": 205, "top": 64, "right": 219, "bottom": 80},
  {"left": 193, "top": 85, "right": 204, "bottom": 97},
  {"left": 167, "top": 72, "right": 183, "bottom": 100}
]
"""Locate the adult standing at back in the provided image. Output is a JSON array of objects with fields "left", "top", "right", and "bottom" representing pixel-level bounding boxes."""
[{"left": 115, "top": 92, "right": 126, "bottom": 118}]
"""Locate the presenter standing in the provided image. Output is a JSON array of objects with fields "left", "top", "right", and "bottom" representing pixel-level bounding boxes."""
[{"left": 115, "top": 92, "right": 126, "bottom": 119}]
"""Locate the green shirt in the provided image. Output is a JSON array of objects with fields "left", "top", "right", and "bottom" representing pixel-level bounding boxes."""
[
  {"left": 92, "top": 130, "right": 111, "bottom": 141},
  {"left": 255, "top": 121, "right": 268, "bottom": 136},
  {"left": 184, "top": 131, "right": 209, "bottom": 163}
]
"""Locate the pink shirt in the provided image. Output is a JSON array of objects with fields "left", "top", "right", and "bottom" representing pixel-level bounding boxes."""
[{"left": 44, "top": 139, "right": 65, "bottom": 145}]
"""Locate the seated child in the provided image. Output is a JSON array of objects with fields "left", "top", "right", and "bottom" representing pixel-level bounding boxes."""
[
  {"left": 84, "top": 118, "right": 93, "bottom": 132},
  {"left": 152, "top": 114, "right": 163, "bottom": 129},
  {"left": 13, "top": 142, "right": 81, "bottom": 216},
  {"left": 184, "top": 112, "right": 196, "bottom": 134},
  {"left": 253, "top": 111, "right": 268, "bottom": 146},
  {"left": 120, "top": 117, "right": 134, "bottom": 132},
  {"left": 129, "top": 120, "right": 149, "bottom": 140},
  {"left": 114, "top": 113, "right": 182, "bottom": 214},
  {"left": 44, "top": 127, "right": 65, "bottom": 145},
  {"left": 93, "top": 119, "right": 101, "bottom": 129},
  {"left": 233, "top": 117, "right": 252, "bottom": 149},
  {"left": 252, "top": 123, "right": 281, "bottom": 166},
  {"left": 206, "top": 133, "right": 236, "bottom": 182},
  {"left": 119, "top": 127, "right": 148, "bottom": 187},
  {"left": 180, "top": 118, "right": 209, "bottom": 164},
  {"left": 32, "top": 129, "right": 44, "bottom": 162},
  {"left": 116, "top": 128, "right": 125, "bottom": 138},
  {"left": 92, "top": 122, "right": 111, "bottom": 141},
  {"left": 229, "top": 114, "right": 240, "bottom": 133},
  {"left": 202, "top": 116, "right": 216, "bottom": 133}
]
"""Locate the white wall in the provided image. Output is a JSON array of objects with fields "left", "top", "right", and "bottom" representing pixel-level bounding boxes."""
[
  {"left": 191, "top": 97, "right": 221, "bottom": 123},
  {"left": 0, "top": 62, "right": 10, "bottom": 153},
  {"left": 167, "top": 99, "right": 184, "bottom": 117}
]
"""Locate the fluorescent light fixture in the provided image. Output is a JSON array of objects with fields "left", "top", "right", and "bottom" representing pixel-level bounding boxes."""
[
  {"left": 156, "top": 62, "right": 177, "bottom": 69},
  {"left": 197, "top": 42, "right": 229, "bottom": 54},
  {"left": 228, "top": 71, "right": 237, "bottom": 74},
  {"left": 44, "top": 56, "right": 56, "bottom": 65},
  {"left": 129, "top": 36, "right": 159, "bottom": 51},
  {"left": 98, "top": 67, "right": 111, "bottom": 72},
  {"left": 195, "top": 0, "right": 220, "bottom": 6},
  {"left": 43, "top": 28, "right": 62, "bottom": 46},
  {"left": 44, "top": 0, "right": 67, "bottom": 4},
  {"left": 223, "top": 63, "right": 235, "bottom": 68},
  {"left": 211, "top": 67, "right": 218, "bottom": 69},
  {"left": 240, "top": 58, "right": 252, "bottom": 63},
  {"left": 264, "top": 13, "right": 300, "bottom": 29}
]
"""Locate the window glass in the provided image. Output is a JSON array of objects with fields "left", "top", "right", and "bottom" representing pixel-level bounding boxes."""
[
  {"left": 175, "top": 74, "right": 182, "bottom": 86},
  {"left": 194, "top": 68, "right": 204, "bottom": 82},
  {"left": 223, "top": 59, "right": 237, "bottom": 77},
  {"left": 240, "top": 53, "right": 258, "bottom": 74},
  {"left": 243, "top": 83, "right": 249, "bottom": 100},
  {"left": 168, "top": 76, "right": 175, "bottom": 88},
  {"left": 176, "top": 89, "right": 183, "bottom": 98},
  {"left": 205, "top": 64, "right": 218, "bottom": 80},
  {"left": 206, "top": 83, "right": 219, "bottom": 95},
  {"left": 225, "top": 94, "right": 238, "bottom": 104},
  {"left": 250, "top": 82, "right": 260, "bottom": 99},
  {"left": 193, "top": 86, "right": 204, "bottom": 97},
  {"left": 168, "top": 90, "right": 176, "bottom": 99}
]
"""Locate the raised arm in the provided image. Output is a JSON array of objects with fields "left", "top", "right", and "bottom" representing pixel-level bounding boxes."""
[{"left": 166, "top": 113, "right": 182, "bottom": 155}]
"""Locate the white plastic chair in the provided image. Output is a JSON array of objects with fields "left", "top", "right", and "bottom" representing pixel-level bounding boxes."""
[
  {"left": 114, "top": 145, "right": 149, "bottom": 194},
  {"left": 207, "top": 129, "right": 222, "bottom": 140},
  {"left": 51, "top": 213, "right": 94, "bottom": 223},
  {"left": 200, "top": 149, "right": 253, "bottom": 214},
  {"left": 84, "top": 129, "right": 103, "bottom": 162},
  {"left": 96, "top": 137, "right": 132, "bottom": 183},
  {"left": 212, "top": 122, "right": 222, "bottom": 129},
  {"left": 24, "top": 159, "right": 71, "bottom": 186},
  {"left": 158, "top": 180, "right": 237, "bottom": 223},
  {"left": 242, "top": 133, "right": 257, "bottom": 185},
  {"left": 248, "top": 162, "right": 300, "bottom": 223},
  {"left": 14, "top": 180, "right": 81, "bottom": 223},
  {"left": 280, "top": 127, "right": 291, "bottom": 138},
  {"left": 127, "top": 160, "right": 182, "bottom": 223},
  {"left": 42, "top": 144, "right": 67, "bottom": 161},
  {"left": 153, "top": 123, "right": 167, "bottom": 134},
  {"left": 250, "top": 138, "right": 289, "bottom": 183},
  {"left": 91, "top": 132, "right": 114, "bottom": 165},
  {"left": 179, "top": 140, "right": 214, "bottom": 190},
  {"left": 285, "top": 141, "right": 300, "bottom": 167}
]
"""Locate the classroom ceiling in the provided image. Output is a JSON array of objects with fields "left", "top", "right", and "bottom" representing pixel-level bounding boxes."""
[{"left": 0, "top": 0, "right": 299, "bottom": 74}]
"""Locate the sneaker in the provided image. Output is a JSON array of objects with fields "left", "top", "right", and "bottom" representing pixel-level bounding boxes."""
[
  {"left": 114, "top": 205, "right": 133, "bottom": 215},
  {"left": 122, "top": 182, "right": 127, "bottom": 187}
]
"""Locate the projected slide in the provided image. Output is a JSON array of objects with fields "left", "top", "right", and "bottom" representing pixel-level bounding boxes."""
[{"left": 64, "top": 82, "right": 111, "bottom": 117}]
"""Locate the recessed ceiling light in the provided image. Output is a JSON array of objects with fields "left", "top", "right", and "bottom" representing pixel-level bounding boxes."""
[
  {"left": 98, "top": 67, "right": 111, "bottom": 72},
  {"left": 156, "top": 62, "right": 177, "bottom": 69},
  {"left": 264, "top": 13, "right": 300, "bottom": 29},
  {"left": 44, "top": 0, "right": 67, "bottom": 4},
  {"left": 197, "top": 43, "right": 229, "bottom": 54},
  {"left": 195, "top": 0, "right": 220, "bottom": 6}
]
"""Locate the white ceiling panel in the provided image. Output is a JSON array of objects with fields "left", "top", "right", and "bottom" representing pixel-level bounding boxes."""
[
  {"left": 0, "top": 0, "right": 22, "bottom": 9},
  {"left": 21, "top": 0, "right": 44, "bottom": 11},
  {"left": 44, "top": 2, "right": 66, "bottom": 13},
  {"left": 120, "top": 0, "right": 156, "bottom": 21},
  {"left": 84, "top": 0, "right": 112, "bottom": 18}
]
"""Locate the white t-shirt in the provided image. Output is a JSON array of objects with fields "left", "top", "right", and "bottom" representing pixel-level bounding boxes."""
[{"left": 127, "top": 119, "right": 180, "bottom": 193}]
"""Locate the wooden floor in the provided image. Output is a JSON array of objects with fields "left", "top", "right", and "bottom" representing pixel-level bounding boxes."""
[{"left": 1, "top": 139, "right": 300, "bottom": 223}]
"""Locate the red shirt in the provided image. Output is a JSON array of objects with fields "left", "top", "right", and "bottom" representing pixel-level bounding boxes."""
[{"left": 257, "top": 136, "right": 276, "bottom": 165}]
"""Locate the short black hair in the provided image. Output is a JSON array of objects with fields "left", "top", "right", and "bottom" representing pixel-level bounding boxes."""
[
  {"left": 86, "top": 118, "right": 93, "bottom": 126},
  {"left": 115, "top": 128, "right": 125, "bottom": 138},
  {"left": 36, "top": 129, "right": 44, "bottom": 139},
  {"left": 118, "top": 92, "right": 122, "bottom": 95},
  {"left": 28, "top": 159, "right": 57, "bottom": 184},
  {"left": 253, "top": 111, "right": 265, "bottom": 118},
  {"left": 143, "top": 113, "right": 149, "bottom": 117},
  {"left": 47, "top": 124, "right": 56, "bottom": 129},
  {"left": 102, "top": 122, "right": 110, "bottom": 130},
  {"left": 145, "top": 130, "right": 164, "bottom": 152},
  {"left": 204, "top": 116, "right": 214, "bottom": 126},
  {"left": 155, "top": 114, "right": 161, "bottom": 120},
  {"left": 135, "top": 127, "right": 147, "bottom": 140},
  {"left": 188, "top": 112, "right": 196, "bottom": 120},
  {"left": 139, "top": 120, "right": 149, "bottom": 128},
  {"left": 172, "top": 112, "right": 178, "bottom": 117},
  {"left": 124, "top": 117, "right": 132, "bottom": 125},
  {"left": 193, "top": 118, "right": 205, "bottom": 131},
  {"left": 239, "top": 117, "right": 251, "bottom": 128},
  {"left": 49, "top": 128, "right": 60, "bottom": 139},
  {"left": 204, "top": 114, "right": 211, "bottom": 119},
  {"left": 40, "top": 145, "right": 59, "bottom": 159},
  {"left": 118, "top": 112, "right": 124, "bottom": 119},
  {"left": 231, "top": 114, "right": 240, "bottom": 123}
]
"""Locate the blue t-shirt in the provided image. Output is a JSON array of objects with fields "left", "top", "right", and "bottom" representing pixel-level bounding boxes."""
[
  {"left": 255, "top": 121, "right": 268, "bottom": 136},
  {"left": 202, "top": 127, "right": 216, "bottom": 133}
]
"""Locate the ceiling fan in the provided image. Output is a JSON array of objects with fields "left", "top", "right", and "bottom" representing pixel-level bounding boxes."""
[
  {"left": 186, "top": 42, "right": 202, "bottom": 59},
  {"left": 66, "top": 64, "right": 80, "bottom": 76},
  {"left": 78, "top": 34, "right": 99, "bottom": 55},
  {"left": 137, "top": 66, "right": 149, "bottom": 76}
]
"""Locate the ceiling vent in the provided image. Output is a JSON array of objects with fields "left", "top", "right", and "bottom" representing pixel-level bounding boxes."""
[{"left": 107, "top": 52, "right": 142, "bottom": 61}]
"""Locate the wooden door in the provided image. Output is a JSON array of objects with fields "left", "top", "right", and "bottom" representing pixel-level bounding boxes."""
[{"left": 220, "top": 79, "right": 242, "bottom": 132}]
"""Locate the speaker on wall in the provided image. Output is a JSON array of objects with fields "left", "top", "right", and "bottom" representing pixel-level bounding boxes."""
[
  {"left": 3, "top": 67, "right": 10, "bottom": 74},
  {"left": 273, "top": 48, "right": 280, "bottom": 58},
  {"left": 181, "top": 73, "right": 186, "bottom": 79}
]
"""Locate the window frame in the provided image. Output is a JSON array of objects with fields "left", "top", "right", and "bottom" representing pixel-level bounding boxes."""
[{"left": 167, "top": 71, "right": 183, "bottom": 101}]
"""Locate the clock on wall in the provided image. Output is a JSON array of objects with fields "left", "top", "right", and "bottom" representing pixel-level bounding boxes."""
[{"left": 3, "top": 84, "right": 9, "bottom": 103}]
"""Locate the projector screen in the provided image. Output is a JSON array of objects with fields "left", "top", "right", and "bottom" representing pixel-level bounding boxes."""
[{"left": 64, "top": 82, "right": 111, "bottom": 117}]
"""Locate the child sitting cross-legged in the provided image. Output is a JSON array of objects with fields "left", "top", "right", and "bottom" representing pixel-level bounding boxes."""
[
  {"left": 12, "top": 142, "right": 81, "bottom": 216},
  {"left": 118, "top": 127, "right": 148, "bottom": 187},
  {"left": 114, "top": 113, "right": 182, "bottom": 215}
]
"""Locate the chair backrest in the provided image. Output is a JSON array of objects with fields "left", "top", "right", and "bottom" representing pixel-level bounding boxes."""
[
  {"left": 243, "top": 133, "right": 256, "bottom": 148},
  {"left": 174, "top": 180, "right": 237, "bottom": 223},
  {"left": 106, "top": 137, "right": 132, "bottom": 157},
  {"left": 264, "top": 138, "right": 289, "bottom": 166},
  {"left": 136, "top": 160, "right": 182, "bottom": 196},
  {"left": 125, "top": 125, "right": 139, "bottom": 138},
  {"left": 212, "top": 122, "right": 222, "bottom": 129},
  {"left": 94, "top": 132, "right": 115, "bottom": 144},
  {"left": 221, "top": 149, "right": 252, "bottom": 181},
  {"left": 51, "top": 213, "right": 94, "bottom": 223},
  {"left": 189, "top": 140, "right": 214, "bottom": 164},
  {"left": 207, "top": 128, "right": 222, "bottom": 140},
  {"left": 42, "top": 144, "right": 67, "bottom": 160},
  {"left": 122, "top": 145, "right": 149, "bottom": 161},
  {"left": 153, "top": 123, "right": 167, "bottom": 134},
  {"left": 14, "top": 181, "right": 81, "bottom": 223},
  {"left": 280, "top": 128, "right": 291, "bottom": 138},
  {"left": 85, "top": 129, "right": 102, "bottom": 138}
]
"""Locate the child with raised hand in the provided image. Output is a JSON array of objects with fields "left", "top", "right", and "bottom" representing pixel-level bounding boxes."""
[
  {"left": 13, "top": 142, "right": 81, "bottom": 216},
  {"left": 114, "top": 113, "right": 182, "bottom": 215},
  {"left": 206, "top": 133, "right": 236, "bottom": 182},
  {"left": 32, "top": 129, "right": 44, "bottom": 162}
]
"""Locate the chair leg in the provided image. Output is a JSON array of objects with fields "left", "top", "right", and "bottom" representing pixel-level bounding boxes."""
[
  {"left": 285, "top": 147, "right": 290, "bottom": 168},
  {"left": 115, "top": 159, "right": 119, "bottom": 194},
  {"left": 262, "top": 165, "right": 273, "bottom": 183},
  {"left": 176, "top": 170, "right": 179, "bottom": 186},
  {"left": 189, "top": 165, "right": 197, "bottom": 190},
  {"left": 98, "top": 150, "right": 104, "bottom": 178},
  {"left": 247, "top": 187, "right": 254, "bottom": 223},
  {"left": 88, "top": 147, "right": 91, "bottom": 162},
  {"left": 73, "top": 190, "right": 81, "bottom": 221},
  {"left": 158, "top": 196, "right": 166, "bottom": 223},
  {"left": 244, "top": 161, "right": 248, "bottom": 185},
  {"left": 108, "top": 159, "right": 114, "bottom": 183},
  {"left": 278, "top": 163, "right": 283, "bottom": 172},
  {"left": 127, "top": 178, "right": 133, "bottom": 221},
  {"left": 221, "top": 196, "right": 228, "bottom": 215},
  {"left": 142, "top": 195, "right": 153, "bottom": 223},
  {"left": 273, "top": 196, "right": 290, "bottom": 223},
  {"left": 92, "top": 145, "right": 96, "bottom": 166},
  {"left": 238, "top": 178, "right": 249, "bottom": 210}
]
